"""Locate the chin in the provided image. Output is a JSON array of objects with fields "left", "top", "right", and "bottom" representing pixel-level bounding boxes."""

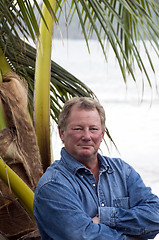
[{"left": 78, "top": 150, "right": 95, "bottom": 159}]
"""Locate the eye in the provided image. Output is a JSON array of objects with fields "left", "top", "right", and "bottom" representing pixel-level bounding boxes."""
[
  {"left": 73, "top": 127, "right": 82, "bottom": 131},
  {"left": 90, "top": 127, "right": 98, "bottom": 131}
]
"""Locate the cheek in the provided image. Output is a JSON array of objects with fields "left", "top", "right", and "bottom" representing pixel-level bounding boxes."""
[
  {"left": 93, "top": 133, "right": 104, "bottom": 143},
  {"left": 66, "top": 132, "right": 81, "bottom": 142},
  {"left": 71, "top": 133, "right": 82, "bottom": 141}
]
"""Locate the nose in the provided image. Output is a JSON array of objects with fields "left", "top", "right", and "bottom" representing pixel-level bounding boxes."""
[{"left": 82, "top": 129, "right": 91, "bottom": 141}]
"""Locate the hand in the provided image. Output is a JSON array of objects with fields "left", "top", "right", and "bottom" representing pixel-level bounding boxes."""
[{"left": 92, "top": 216, "right": 99, "bottom": 224}]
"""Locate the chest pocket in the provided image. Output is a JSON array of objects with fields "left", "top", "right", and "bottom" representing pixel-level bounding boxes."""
[{"left": 113, "top": 197, "right": 129, "bottom": 209}]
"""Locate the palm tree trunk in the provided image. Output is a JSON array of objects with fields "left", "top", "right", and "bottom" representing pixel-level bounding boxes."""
[{"left": 0, "top": 73, "right": 43, "bottom": 239}]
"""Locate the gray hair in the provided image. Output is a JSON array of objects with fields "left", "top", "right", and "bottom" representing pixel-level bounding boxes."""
[{"left": 58, "top": 97, "right": 106, "bottom": 130}]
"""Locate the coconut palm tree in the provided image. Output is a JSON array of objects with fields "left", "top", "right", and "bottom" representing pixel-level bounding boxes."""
[{"left": 0, "top": 0, "right": 159, "bottom": 239}]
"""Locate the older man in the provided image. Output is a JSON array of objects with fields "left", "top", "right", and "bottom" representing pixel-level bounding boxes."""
[{"left": 33, "top": 97, "right": 159, "bottom": 240}]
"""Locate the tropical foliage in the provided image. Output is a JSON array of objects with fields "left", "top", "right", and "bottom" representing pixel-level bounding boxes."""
[{"left": 0, "top": 0, "right": 159, "bottom": 239}]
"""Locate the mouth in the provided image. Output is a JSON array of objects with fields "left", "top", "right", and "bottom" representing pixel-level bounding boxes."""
[{"left": 78, "top": 145, "right": 93, "bottom": 148}]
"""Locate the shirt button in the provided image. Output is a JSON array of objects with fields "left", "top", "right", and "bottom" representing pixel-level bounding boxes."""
[
  {"left": 81, "top": 175, "right": 84, "bottom": 178},
  {"left": 93, "top": 183, "right": 96, "bottom": 187},
  {"left": 101, "top": 203, "right": 105, "bottom": 207}
]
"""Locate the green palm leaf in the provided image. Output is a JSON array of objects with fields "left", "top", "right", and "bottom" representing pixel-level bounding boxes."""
[
  {"left": 0, "top": 35, "right": 95, "bottom": 119},
  {"left": 1, "top": 0, "right": 159, "bottom": 85},
  {"left": 55, "top": 0, "right": 159, "bottom": 84}
]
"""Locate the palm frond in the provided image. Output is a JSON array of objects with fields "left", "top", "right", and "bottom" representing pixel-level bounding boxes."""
[
  {"left": 1, "top": 0, "right": 159, "bottom": 85},
  {"left": 0, "top": 33, "right": 95, "bottom": 120},
  {"left": 55, "top": 0, "right": 159, "bottom": 84}
]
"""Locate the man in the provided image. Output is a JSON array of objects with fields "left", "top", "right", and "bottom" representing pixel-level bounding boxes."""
[{"left": 33, "top": 97, "right": 159, "bottom": 240}]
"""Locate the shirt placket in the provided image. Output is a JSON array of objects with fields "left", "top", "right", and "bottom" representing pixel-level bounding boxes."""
[
  {"left": 83, "top": 169, "right": 97, "bottom": 191},
  {"left": 97, "top": 171, "right": 108, "bottom": 208}
]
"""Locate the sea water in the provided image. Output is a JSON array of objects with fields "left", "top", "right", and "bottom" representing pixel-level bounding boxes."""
[{"left": 51, "top": 39, "right": 159, "bottom": 239}]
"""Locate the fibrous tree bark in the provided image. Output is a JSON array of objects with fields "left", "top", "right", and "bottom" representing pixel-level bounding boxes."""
[{"left": 0, "top": 73, "right": 43, "bottom": 239}]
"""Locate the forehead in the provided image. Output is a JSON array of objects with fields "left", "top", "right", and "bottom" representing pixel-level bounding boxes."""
[{"left": 67, "top": 105, "right": 101, "bottom": 123}]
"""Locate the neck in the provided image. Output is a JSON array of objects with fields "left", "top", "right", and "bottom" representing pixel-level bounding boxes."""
[{"left": 84, "top": 159, "right": 99, "bottom": 183}]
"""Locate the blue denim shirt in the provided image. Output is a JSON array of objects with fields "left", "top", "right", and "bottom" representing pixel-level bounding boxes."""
[{"left": 33, "top": 148, "right": 159, "bottom": 240}]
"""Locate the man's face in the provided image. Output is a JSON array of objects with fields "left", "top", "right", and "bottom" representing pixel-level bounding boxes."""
[{"left": 58, "top": 105, "right": 105, "bottom": 165}]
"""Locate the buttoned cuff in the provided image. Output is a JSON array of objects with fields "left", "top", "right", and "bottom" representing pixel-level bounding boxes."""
[{"left": 99, "top": 206, "right": 117, "bottom": 227}]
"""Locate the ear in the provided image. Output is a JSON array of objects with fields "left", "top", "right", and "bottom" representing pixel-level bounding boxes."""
[
  {"left": 58, "top": 126, "right": 65, "bottom": 143},
  {"left": 101, "top": 130, "right": 105, "bottom": 141}
]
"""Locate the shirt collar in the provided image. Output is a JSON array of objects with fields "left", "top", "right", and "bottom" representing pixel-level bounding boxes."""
[
  {"left": 98, "top": 154, "right": 114, "bottom": 174},
  {"left": 60, "top": 147, "right": 113, "bottom": 175}
]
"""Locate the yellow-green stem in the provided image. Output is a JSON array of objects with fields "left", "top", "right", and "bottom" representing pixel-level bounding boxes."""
[
  {"left": 34, "top": 0, "right": 56, "bottom": 171},
  {"left": 0, "top": 157, "right": 34, "bottom": 219}
]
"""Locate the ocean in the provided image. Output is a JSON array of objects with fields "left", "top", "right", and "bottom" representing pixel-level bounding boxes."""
[{"left": 51, "top": 39, "right": 159, "bottom": 239}]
